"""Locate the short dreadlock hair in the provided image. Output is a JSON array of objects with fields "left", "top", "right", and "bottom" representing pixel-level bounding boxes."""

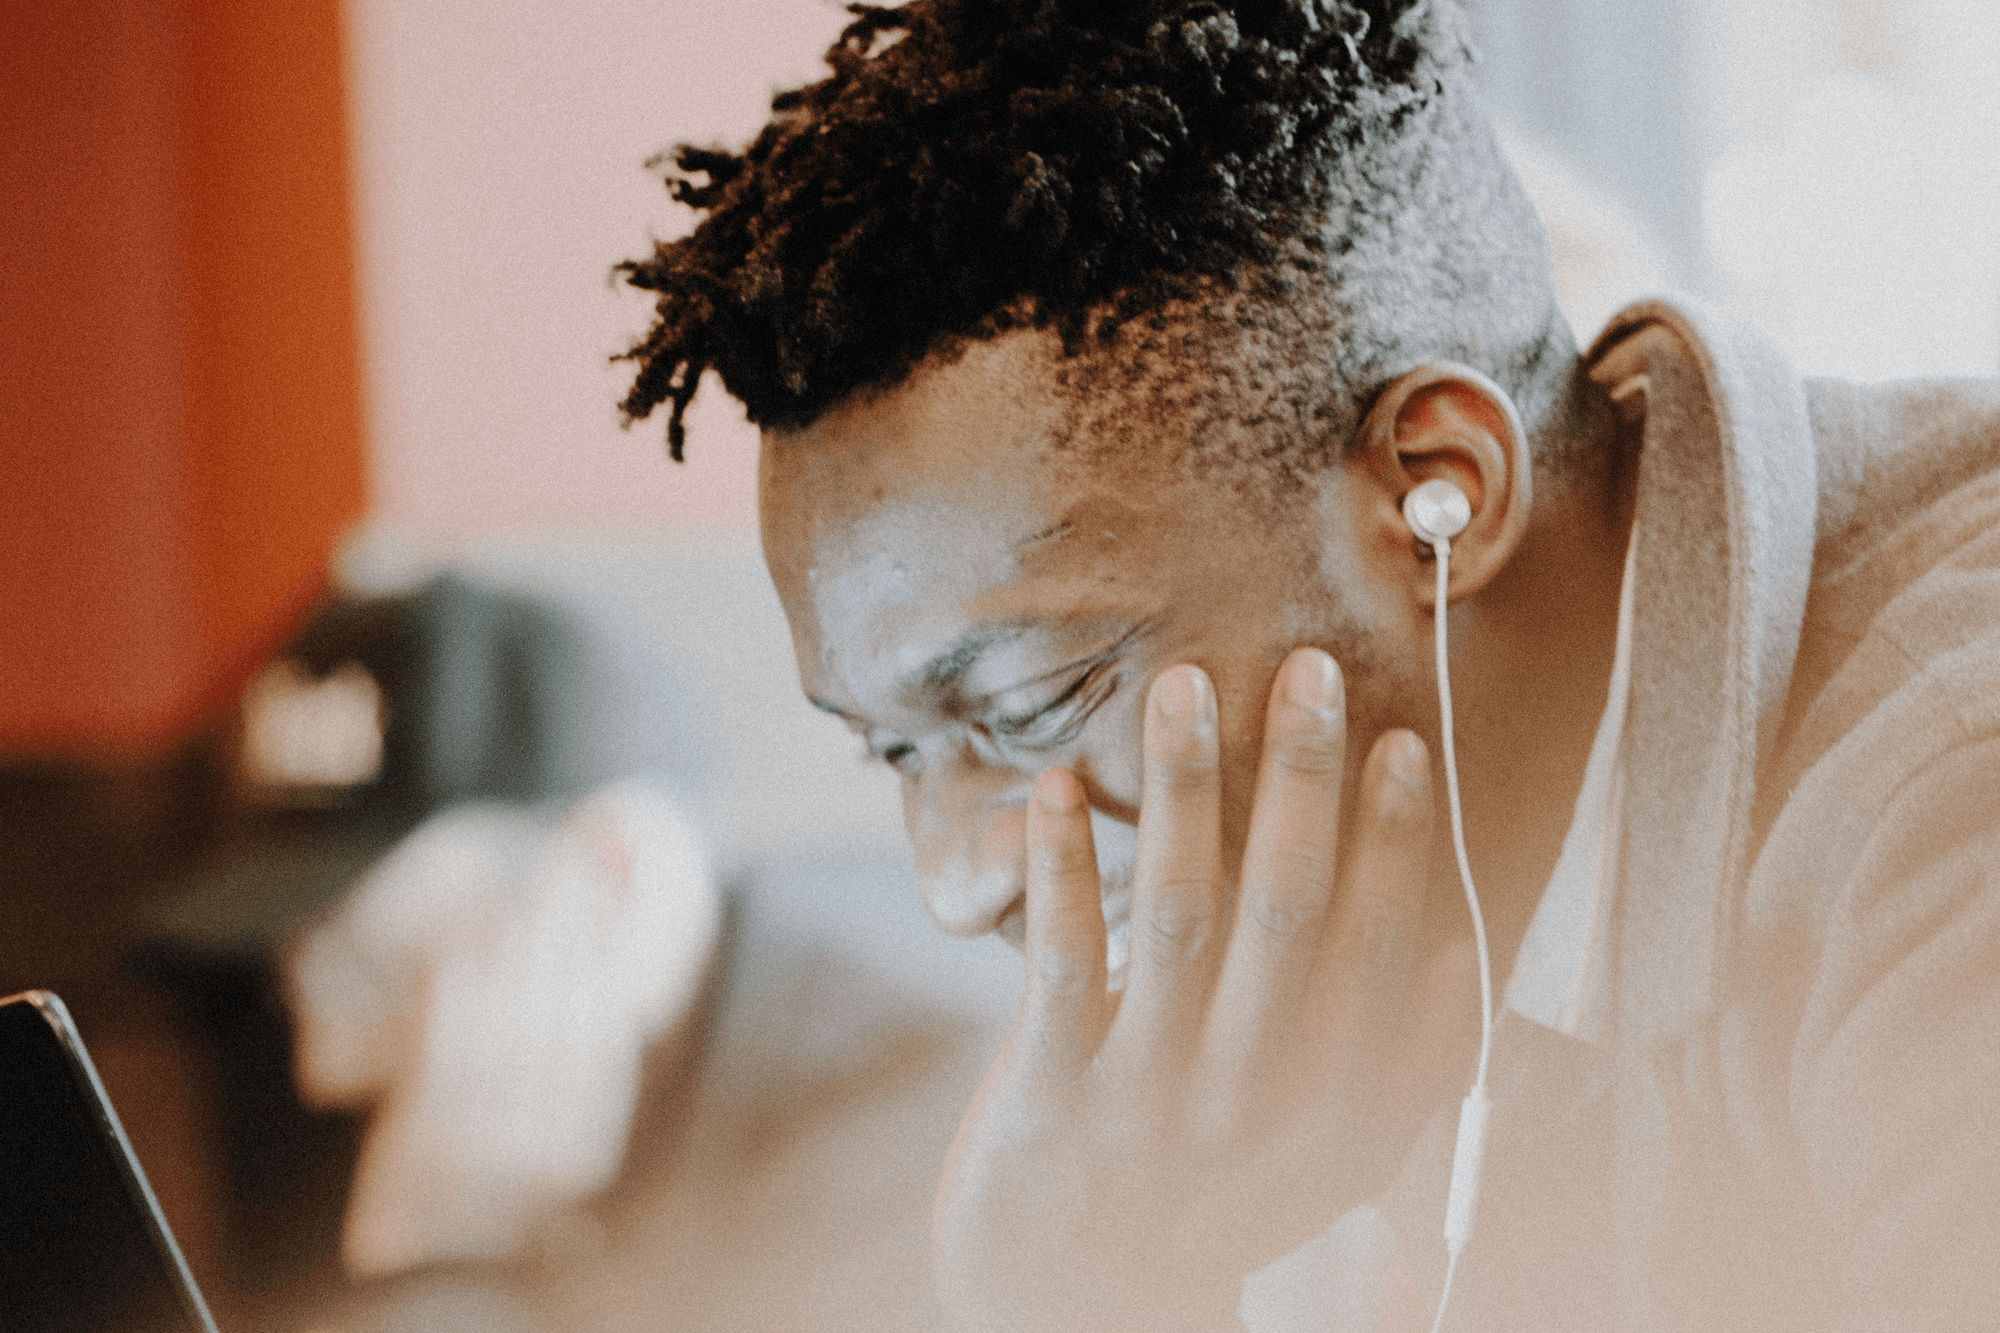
[{"left": 618, "top": 0, "right": 1573, "bottom": 472}]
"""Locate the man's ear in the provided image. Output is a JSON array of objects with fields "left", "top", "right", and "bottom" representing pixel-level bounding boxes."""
[{"left": 1355, "top": 362, "right": 1532, "bottom": 606}]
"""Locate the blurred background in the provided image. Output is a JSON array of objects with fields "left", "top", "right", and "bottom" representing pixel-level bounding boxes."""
[{"left": 1, "top": 0, "right": 1995, "bottom": 1329}]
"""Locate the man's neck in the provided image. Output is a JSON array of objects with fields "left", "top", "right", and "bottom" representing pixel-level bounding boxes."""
[{"left": 1445, "top": 445, "right": 1636, "bottom": 982}]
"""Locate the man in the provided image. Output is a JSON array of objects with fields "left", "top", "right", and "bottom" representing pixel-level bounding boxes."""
[{"left": 617, "top": 1, "right": 2000, "bottom": 1328}]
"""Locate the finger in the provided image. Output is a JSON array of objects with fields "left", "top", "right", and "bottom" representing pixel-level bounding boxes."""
[
  {"left": 1328, "top": 729, "right": 1433, "bottom": 1003},
  {"left": 1018, "top": 766, "right": 1112, "bottom": 1075},
  {"left": 1113, "top": 664, "right": 1225, "bottom": 1058},
  {"left": 1212, "top": 647, "right": 1346, "bottom": 1041}
]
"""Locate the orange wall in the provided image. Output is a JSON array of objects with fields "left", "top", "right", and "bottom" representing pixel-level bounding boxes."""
[{"left": 0, "top": 0, "right": 366, "bottom": 757}]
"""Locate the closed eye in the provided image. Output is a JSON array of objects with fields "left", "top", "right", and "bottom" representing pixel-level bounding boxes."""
[
  {"left": 979, "top": 624, "right": 1148, "bottom": 752},
  {"left": 987, "top": 661, "right": 1119, "bottom": 750},
  {"left": 865, "top": 737, "right": 919, "bottom": 775}
]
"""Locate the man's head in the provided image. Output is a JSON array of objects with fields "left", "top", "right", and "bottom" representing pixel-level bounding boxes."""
[{"left": 621, "top": 0, "right": 1609, "bottom": 963}]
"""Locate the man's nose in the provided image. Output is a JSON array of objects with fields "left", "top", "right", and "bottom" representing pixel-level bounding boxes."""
[{"left": 904, "top": 754, "right": 1030, "bottom": 940}]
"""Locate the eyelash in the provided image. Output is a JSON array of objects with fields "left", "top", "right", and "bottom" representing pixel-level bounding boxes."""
[
  {"left": 859, "top": 645, "right": 1134, "bottom": 775},
  {"left": 864, "top": 737, "right": 920, "bottom": 775},
  {"left": 985, "top": 662, "right": 1117, "bottom": 750}
]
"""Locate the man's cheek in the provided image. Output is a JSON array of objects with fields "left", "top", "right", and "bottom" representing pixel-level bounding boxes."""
[
  {"left": 1088, "top": 808, "right": 1137, "bottom": 880},
  {"left": 1087, "top": 810, "right": 1138, "bottom": 987},
  {"left": 1074, "top": 688, "right": 1147, "bottom": 818}
]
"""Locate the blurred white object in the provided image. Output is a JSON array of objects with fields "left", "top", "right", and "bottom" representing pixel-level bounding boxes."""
[
  {"left": 1497, "top": 126, "right": 1676, "bottom": 341},
  {"left": 285, "top": 780, "right": 721, "bottom": 1277},
  {"left": 1691, "top": 0, "right": 2000, "bottom": 380},
  {"left": 242, "top": 659, "right": 387, "bottom": 794}
]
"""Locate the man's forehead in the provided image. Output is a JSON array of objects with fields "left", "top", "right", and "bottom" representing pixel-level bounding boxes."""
[
  {"left": 758, "top": 322, "right": 1278, "bottom": 674},
  {"left": 808, "top": 487, "right": 1042, "bottom": 615},
  {"left": 779, "top": 456, "right": 1179, "bottom": 700},
  {"left": 807, "top": 465, "right": 1177, "bottom": 593}
]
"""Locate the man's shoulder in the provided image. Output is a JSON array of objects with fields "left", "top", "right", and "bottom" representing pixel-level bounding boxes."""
[
  {"left": 1752, "top": 374, "right": 2000, "bottom": 921},
  {"left": 1782, "top": 375, "right": 2000, "bottom": 734},
  {"left": 1806, "top": 374, "right": 2000, "bottom": 586}
]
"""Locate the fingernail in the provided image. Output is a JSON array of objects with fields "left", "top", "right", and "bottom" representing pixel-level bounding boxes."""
[
  {"left": 1386, "top": 730, "right": 1427, "bottom": 785},
  {"left": 1034, "top": 767, "right": 1084, "bottom": 813},
  {"left": 1155, "top": 666, "right": 1215, "bottom": 729},
  {"left": 1285, "top": 648, "right": 1341, "bottom": 719}
]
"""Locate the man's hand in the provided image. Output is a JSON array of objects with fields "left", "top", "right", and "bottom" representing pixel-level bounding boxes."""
[{"left": 933, "top": 649, "right": 1474, "bottom": 1332}]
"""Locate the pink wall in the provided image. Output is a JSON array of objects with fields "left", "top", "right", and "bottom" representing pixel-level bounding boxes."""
[{"left": 347, "top": 0, "right": 852, "bottom": 537}]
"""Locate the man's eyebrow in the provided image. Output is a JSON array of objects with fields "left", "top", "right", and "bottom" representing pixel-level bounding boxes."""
[
  {"left": 804, "top": 625, "right": 1031, "bottom": 721},
  {"left": 1019, "top": 520, "right": 1074, "bottom": 549},
  {"left": 908, "top": 625, "right": 1029, "bottom": 694}
]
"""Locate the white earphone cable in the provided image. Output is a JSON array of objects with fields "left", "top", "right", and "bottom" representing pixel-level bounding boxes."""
[
  {"left": 1432, "top": 538, "right": 1495, "bottom": 1091},
  {"left": 1426, "top": 534, "right": 1495, "bottom": 1333}
]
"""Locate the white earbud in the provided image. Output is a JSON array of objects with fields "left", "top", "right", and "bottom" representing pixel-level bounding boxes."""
[{"left": 1402, "top": 478, "right": 1472, "bottom": 547}]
